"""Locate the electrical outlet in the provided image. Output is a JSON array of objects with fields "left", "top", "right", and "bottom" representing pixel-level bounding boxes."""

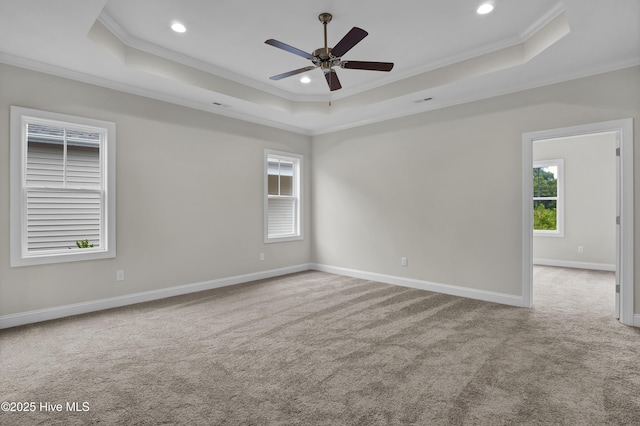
[
  {"left": 578, "top": 246, "right": 584, "bottom": 253},
  {"left": 116, "top": 270, "right": 125, "bottom": 281},
  {"left": 259, "top": 253, "right": 265, "bottom": 261},
  {"left": 401, "top": 257, "right": 408, "bottom": 267}
]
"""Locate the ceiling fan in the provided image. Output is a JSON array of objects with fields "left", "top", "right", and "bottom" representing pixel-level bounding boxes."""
[{"left": 265, "top": 13, "right": 394, "bottom": 91}]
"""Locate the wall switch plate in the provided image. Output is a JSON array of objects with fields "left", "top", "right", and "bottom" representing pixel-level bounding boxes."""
[
  {"left": 116, "top": 270, "right": 125, "bottom": 281},
  {"left": 259, "top": 253, "right": 265, "bottom": 261},
  {"left": 401, "top": 257, "right": 408, "bottom": 267},
  {"left": 578, "top": 246, "right": 584, "bottom": 253}
]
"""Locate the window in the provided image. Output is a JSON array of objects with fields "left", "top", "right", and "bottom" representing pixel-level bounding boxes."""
[
  {"left": 264, "top": 150, "right": 302, "bottom": 242},
  {"left": 10, "top": 107, "right": 116, "bottom": 266},
  {"left": 533, "top": 159, "right": 564, "bottom": 237}
]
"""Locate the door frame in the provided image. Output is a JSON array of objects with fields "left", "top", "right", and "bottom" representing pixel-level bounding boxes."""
[{"left": 521, "top": 119, "right": 634, "bottom": 325}]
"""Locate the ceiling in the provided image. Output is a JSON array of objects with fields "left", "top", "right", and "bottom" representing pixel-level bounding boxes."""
[{"left": 1, "top": 0, "right": 638, "bottom": 135}]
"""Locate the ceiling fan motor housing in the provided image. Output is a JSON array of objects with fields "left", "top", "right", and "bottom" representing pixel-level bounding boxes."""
[{"left": 312, "top": 47, "right": 341, "bottom": 72}]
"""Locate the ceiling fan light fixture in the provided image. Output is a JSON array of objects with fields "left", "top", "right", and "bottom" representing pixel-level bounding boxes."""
[
  {"left": 171, "top": 22, "right": 186, "bottom": 33},
  {"left": 477, "top": 2, "right": 495, "bottom": 15}
]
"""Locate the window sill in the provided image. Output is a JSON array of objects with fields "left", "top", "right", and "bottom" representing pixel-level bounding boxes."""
[
  {"left": 265, "top": 235, "right": 303, "bottom": 244},
  {"left": 533, "top": 230, "right": 564, "bottom": 238},
  {"left": 11, "top": 249, "right": 115, "bottom": 267}
]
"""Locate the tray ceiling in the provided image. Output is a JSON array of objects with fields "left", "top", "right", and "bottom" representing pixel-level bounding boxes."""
[{"left": 0, "top": 0, "right": 638, "bottom": 134}]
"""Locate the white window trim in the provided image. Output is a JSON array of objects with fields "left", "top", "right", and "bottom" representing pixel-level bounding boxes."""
[
  {"left": 10, "top": 106, "right": 116, "bottom": 266},
  {"left": 264, "top": 149, "right": 303, "bottom": 243},
  {"left": 533, "top": 158, "right": 564, "bottom": 237}
]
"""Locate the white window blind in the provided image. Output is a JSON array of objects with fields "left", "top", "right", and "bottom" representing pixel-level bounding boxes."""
[
  {"left": 268, "top": 198, "right": 296, "bottom": 237},
  {"left": 10, "top": 107, "right": 116, "bottom": 266}
]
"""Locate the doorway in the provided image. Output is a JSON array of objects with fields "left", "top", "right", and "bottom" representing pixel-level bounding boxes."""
[{"left": 521, "top": 119, "right": 634, "bottom": 326}]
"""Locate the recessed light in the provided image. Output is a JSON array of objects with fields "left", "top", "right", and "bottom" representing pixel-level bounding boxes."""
[
  {"left": 171, "top": 22, "right": 186, "bottom": 33},
  {"left": 300, "top": 76, "right": 311, "bottom": 84},
  {"left": 477, "top": 2, "right": 494, "bottom": 14}
]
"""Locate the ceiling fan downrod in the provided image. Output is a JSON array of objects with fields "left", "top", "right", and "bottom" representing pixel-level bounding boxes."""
[
  {"left": 318, "top": 13, "right": 333, "bottom": 72},
  {"left": 319, "top": 13, "right": 331, "bottom": 49},
  {"left": 318, "top": 13, "right": 335, "bottom": 106}
]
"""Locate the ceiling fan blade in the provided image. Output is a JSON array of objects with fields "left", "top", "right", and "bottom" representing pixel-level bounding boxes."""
[
  {"left": 265, "top": 39, "right": 313, "bottom": 60},
  {"left": 340, "top": 61, "right": 394, "bottom": 72},
  {"left": 331, "top": 27, "right": 368, "bottom": 58},
  {"left": 269, "top": 66, "right": 317, "bottom": 81},
  {"left": 324, "top": 69, "right": 342, "bottom": 91}
]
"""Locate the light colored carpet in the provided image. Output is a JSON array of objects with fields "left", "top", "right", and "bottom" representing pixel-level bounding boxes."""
[{"left": 1, "top": 267, "right": 639, "bottom": 425}]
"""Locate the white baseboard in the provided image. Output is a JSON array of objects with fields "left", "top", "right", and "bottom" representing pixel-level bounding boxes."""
[
  {"left": 0, "top": 264, "right": 312, "bottom": 330},
  {"left": 13, "top": 261, "right": 621, "bottom": 330},
  {"left": 634, "top": 315, "right": 640, "bottom": 328},
  {"left": 310, "top": 264, "right": 527, "bottom": 308},
  {"left": 533, "top": 258, "right": 615, "bottom": 271}
]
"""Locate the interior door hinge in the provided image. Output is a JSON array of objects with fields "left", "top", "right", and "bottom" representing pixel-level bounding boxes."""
[
  {"left": 616, "top": 284, "right": 620, "bottom": 293},
  {"left": 616, "top": 216, "right": 621, "bottom": 225},
  {"left": 616, "top": 147, "right": 621, "bottom": 156}
]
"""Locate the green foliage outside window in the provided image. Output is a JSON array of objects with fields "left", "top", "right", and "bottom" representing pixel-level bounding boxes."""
[
  {"left": 534, "top": 202, "right": 557, "bottom": 230},
  {"left": 75, "top": 239, "right": 94, "bottom": 249},
  {"left": 533, "top": 166, "right": 558, "bottom": 231},
  {"left": 533, "top": 167, "right": 557, "bottom": 198}
]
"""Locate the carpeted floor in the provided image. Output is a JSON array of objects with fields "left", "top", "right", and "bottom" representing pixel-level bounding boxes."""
[{"left": 1, "top": 267, "right": 639, "bottom": 425}]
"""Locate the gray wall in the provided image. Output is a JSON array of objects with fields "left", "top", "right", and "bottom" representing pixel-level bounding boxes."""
[
  {"left": 533, "top": 133, "right": 616, "bottom": 268},
  {"left": 2, "top": 63, "right": 639, "bottom": 319},
  {"left": 312, "top": 66, "right": 639, "bottom": 304},
  {"left": 0, "top": 64, "right": 312, "bottom": 316}
]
